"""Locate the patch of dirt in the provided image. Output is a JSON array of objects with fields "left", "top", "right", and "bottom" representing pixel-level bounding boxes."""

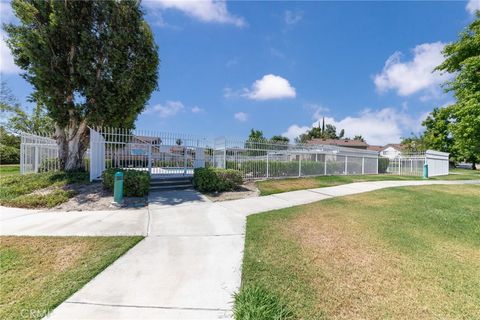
[
  {"left": 30, "top": 186, "right": 57, "bottom": 196},
  {"left": 54, "top": 242, "right": 88, "bottom": 271},
  {"left": 204, "top": 181, "right": 259, "bottom": 202},
  {"left": 51, "top": 182, "right": 147, "bottom": 212}
]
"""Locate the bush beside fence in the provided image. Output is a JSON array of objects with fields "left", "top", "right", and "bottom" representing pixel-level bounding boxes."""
[
  {"left": 102, "top": 168, "right": 150, "bottom": 197},
  {"left": 193, "top": 168, "right": 243, "bottom": 192}
]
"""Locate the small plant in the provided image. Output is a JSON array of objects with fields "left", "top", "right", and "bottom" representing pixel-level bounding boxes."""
[
  {"left": 193, "top": 167, "right": 243, "bottom": 192},
  {"left": 101, "top": 168, "right": 150, "bottom": 197},
  {"left": 234, "top": 285, "right": 295, "bottom": 320}
]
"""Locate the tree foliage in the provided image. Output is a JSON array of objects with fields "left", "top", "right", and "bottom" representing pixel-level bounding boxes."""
[
  {"left": 434, "top": 13, "right": 480, "bottom": 168},
  {"left": 4, "top": 0, "right": 159, "bottom": 170},
  {"left": 1, "top": 82, "right": 54, "bottom": 134},
  {"left": 296, "top": 118, "right": 346, "bottom": 143},
  {"left": 422, "top": 106, "right": 456, "bottom": 158}
]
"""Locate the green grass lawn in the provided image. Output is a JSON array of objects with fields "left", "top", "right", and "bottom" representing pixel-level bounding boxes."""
[
  {"left": 0, "top": 171, "right": 89, "bottom": 208},
  {"left": 0, "top": 165, "right": 20, "bottom": 176},
  {"left": 236, "top": 185, "right": 480, "bottom": 320},
  {"left": 256, "top": 169, "right": 480, "bottom": 195},
  {"left": 0, "top": 236, "right": 143, "bottom": 320}
]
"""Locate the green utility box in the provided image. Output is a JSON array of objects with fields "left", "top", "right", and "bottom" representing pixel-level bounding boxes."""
[
  {"left": 423, "top": 163, "right": 429, "bottom": 179},
  {"left": 114, "top": 171, "right": 124, "bottom": 203}
]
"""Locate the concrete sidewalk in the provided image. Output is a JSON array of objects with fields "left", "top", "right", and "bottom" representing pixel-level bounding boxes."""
[{"left": 1, "top": 179, "right": 477, "bottom": 319}]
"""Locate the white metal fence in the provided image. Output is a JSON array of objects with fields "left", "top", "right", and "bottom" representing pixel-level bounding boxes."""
[
  {"left": 20, "top": 133, "right": 59, "bottom": 174},
  {"left": 89, "top": 127, "right": 213, "bottom": 181},
  {"left": 385, "top": 150, "right": 449, "bottom": 177},
  {"left": 213, "top": 137, "right": 379, "bottom": 180},
  {"left": 20, "top": 132, "right": 89, "bottom": 174},
  {"left": 19, "top": 129, "right": 450, "bottom": 181}
]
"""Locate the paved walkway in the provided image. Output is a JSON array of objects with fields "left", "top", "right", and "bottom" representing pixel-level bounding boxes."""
[{"left": 1, "top": 179, "right": 478, "bottom": 319}]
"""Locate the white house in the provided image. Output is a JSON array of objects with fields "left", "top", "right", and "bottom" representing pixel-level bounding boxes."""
[{"left": 379, "top": 144, "right": 405, "bottom": 159}]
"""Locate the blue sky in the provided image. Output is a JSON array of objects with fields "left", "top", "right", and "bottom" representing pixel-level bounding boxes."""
[{"left": 1, "top": 0, "right": 479, "bottom": 145}]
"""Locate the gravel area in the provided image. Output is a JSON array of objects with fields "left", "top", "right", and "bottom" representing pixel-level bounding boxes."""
[{"left": 52, "top": 183, "right": 147, "bottom": 212}]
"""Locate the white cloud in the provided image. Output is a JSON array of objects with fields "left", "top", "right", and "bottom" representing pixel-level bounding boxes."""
[
  {"left": 0, "top": 30, "right": 20, "bottom": 74},
  {"left": 146, "top": 100, "right": 185, "bottom": 118},
  {"left": 144, "top": 0, "right": 245, "bottom": 27},
  {"left": 284, "top": 10, "right": 303, "bottom": 25},
  {"left": 283, "top": 108, "right": 426, "bottom": 145},
  {"left": 282, "top": 124, "right": 310, "bottom": 141},
  {"left": 466, "top": 0, "right": 480, "bottom": 14},
  {"left": 243, "top": 74, "right": 296, "bottom": 100},
  {"left": 191, "top": 106, "right": 204, "bottom": 113},
  {"left": 374, "top": 42, "right": 453, "bottom": 97},
  {"left": 234, "top": 112, "right": 248, "bottom": 122},
  {"left": 305, "top": 103, "right": 330, "bottom": 120}
]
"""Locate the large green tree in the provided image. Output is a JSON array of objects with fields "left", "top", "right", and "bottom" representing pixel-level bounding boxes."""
[
  {"left": 4, "top": 0, "right": 159, "bottom": 170},
  {"left": 435, "top": 13, "right": 480, "bottom": 168},
  {"left": 422, "top": 106, "right": 456, "bottom": 158}
]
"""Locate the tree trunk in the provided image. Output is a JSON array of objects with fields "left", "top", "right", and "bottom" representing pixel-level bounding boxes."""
[{"left": 55, "top": 121, "right": 89, "bottom": 171}]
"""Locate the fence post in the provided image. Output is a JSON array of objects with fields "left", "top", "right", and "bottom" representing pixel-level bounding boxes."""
[
  {"left": 148, "top": 144, "right": 152, "bottom": 175},
  {"left": 362, "top": 157, "right": 365, "bottom": 175},
  {"left": 299, "top": 155, "right": 301, "bottom": 177},
  {"left": 266, "top": 153, "right": 269, "bottom": 178},
  {"left": 183, "top": 146, "right": 187, "bottom": 175},
  {"left": 344, "top": 156, "right": 348, "bottom": 175},
  {"left": 34, "top": 146, "right": 39, "bottom": 173},
  {"left": 324, "top": 155, "right": 327, "bottom": 175},
  {"left": 223, "top": 138, "right": 227, "bottom": 169}
]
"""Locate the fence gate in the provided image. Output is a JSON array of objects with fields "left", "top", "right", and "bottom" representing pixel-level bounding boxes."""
[{"left": 89, "top": 127, "right": 212, "bottom": 181}]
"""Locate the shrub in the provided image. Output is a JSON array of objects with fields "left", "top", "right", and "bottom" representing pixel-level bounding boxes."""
[
  {"left": 0, "top": 144, "right": 20, "bottom": 164},
  {"left": 378, "top": 157, "right": 390, "bottom": 173},
  {"left": 234, "top": 285, "right": 294, "bottom": 320},
  {"left": 101, "top": 168, "right": 150, "bottom": 197},
  {"left": 193, "top": 167, "right": 243, "bottom": 192}
]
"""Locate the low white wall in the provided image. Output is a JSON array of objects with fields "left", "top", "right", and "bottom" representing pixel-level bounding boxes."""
[{"left": 426, "top": 150, "right": 449, "bottom": 177}]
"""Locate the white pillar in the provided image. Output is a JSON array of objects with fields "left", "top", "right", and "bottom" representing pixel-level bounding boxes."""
[
  {"left": 299, "top": 155, "right": 301, "bottom": 177},
  {"left": 324, "top": 155, "right": 327, "bottom": 175},
  {"left": 362, "top": 157, "right": 365, "bottom": 175}
]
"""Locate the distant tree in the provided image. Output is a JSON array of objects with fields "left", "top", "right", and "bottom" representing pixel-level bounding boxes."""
[
  {"left": 270, "top": 135, "right": 289, "bottom": 144},
  {"left": 1, "top": 90, "right": 54, "bottom": 134},
  {"left": 435, "top": 13, "right": 480, "bottom": 169},
  {"left": 4, "top": 0, "right": 159, "bottom": 171},
  {"left": 245, "top": 129, "right": 267, "bottom": 155},
  {"left": 353, "top": 135, "right": 365, "bottom": 142},
  {"left": 401, "top": 135, "right": 427, "bottom": 153},
  {"left": 247, "top": 129, "right": 266, "bottom": 142},
  {"left": 0, "top": 127, "right": 20, "bottom": 164},
  {"left": 0, "top": 82, "right": 53, "bottom": 164},
  {"left": 296, "top": 118, "right": 344, "bottom": 143}
]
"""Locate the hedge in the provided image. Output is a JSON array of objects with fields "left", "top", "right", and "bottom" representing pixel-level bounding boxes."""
[
  {"left": 0, "top": 144, "right": 20, "bottom": 164},
  {"left": 101, "top": 168, "right": 150, "bottom": 197},
  {"left": 193, "top": 167, "right": 243, "bottom": 192},
  {"left": 378, "top": 157, "right": 390, "bottom": 173}
]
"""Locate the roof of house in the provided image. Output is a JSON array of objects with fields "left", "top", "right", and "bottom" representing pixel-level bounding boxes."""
[
  {"left": 367, "top": 145, "right": 384, "bottom": 152},
  {"left": 382, "top": 143, "right": 405, "bottom": 151},
  {"left": 307, "top": 138, "right": 369, "bottom": 148}
]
